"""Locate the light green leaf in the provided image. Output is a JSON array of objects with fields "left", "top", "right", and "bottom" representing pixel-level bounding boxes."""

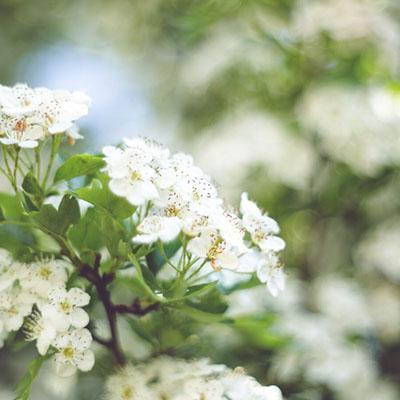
[
  {"left": 75, "top": 177, "right": 136, "bottom": 219},
  {"left": 54, "top": 154, "right": 105, "bottom": 182},
  {"left": 14, "top": 353, "right": 51, "bottom": 400}
]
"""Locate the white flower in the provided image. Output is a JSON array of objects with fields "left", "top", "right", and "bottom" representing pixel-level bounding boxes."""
[
  {"left": 21, "top": 259, "right": 68, "bottom": 298},
  {"left": 23, "top": 308, "right": 57, "bottom": 355},
  {"left": 240, "top": 192, "right": 285, "bottom": 252},
  {"left": 175, "top": 378, "right": 224, "bottom": 400},
  {"left": 0, "top": 287, "right": 34, "bottom": 332},
  {"left": 105, "top": 357, "right": 282, "bottom": 400},
  {"left": 0, "top": 251, "right": 24, "bottom": 292},
  {"left": 240, "top": 250, "right": 285, "bottom": 297},
  {"left": 188, "top": 228, "right": 239, "bottom": 271},
  {"left": 53, "top": 328, "right": 94, "bottom": 377},
  {"left": 133, "top": 215, "right": 181, "bottom": 244},
  {"left": 41, "top": 287, "right": 90, "bottom": 331},
  {"left": 103, "top": 143, "right": 159, "bottom": 206},
  {"left": 105, "top": 366, "right": 155, "bottom": 400},
  {"left": 0, "top": 83, "right": 90, "bottom": 148}
]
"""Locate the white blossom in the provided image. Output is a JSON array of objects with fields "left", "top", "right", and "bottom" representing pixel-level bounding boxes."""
[
  {"left": 105, "top": 357, "right": 282, "bottom": 400},
  {"left": 0, "top": 83, "right": 90, "bottom": 147},
  {"left": 133, "top": 215, "right": 181, "bottom": 244},
  {"left": 52, "top": 328, "right": 95, "bottom": 377},
  {"left": 41, "top": 287, "right": 90, "bottom": 331}
]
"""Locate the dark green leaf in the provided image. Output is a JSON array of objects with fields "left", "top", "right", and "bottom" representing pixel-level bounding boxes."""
[
  {"left": 22, "top": 173, "right": 44, "bottom": 198},
  {"left": 58, "top": 195, "right": 80, "bottom": 232},
  {"left": 54, "top": 154, "right": 105, "bottom": 183}
]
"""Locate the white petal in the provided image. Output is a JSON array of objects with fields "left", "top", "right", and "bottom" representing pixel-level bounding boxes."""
[
  {"left": 76, "top": 349, "right": 95, "bottom": 372},
  {"left": 67, "top": 288, "right": 90, "bottom": 307},
  {"left": 54, "top": 359, "right": 77, "bottom": 378},
  {"left": 71, "top": 328, "right": 92, "bottom": 352},
  {"left": 132, "top": 234, "right": 157, "bottom": 244},
  {"left": 259, "top": 236, "right": 286, "bottom": 252},
  {"left": 70, "top": 308, "right": 89, "bottom": 329},
  {"left": 19, "top": 140, "right": 39, "bottom": 148}
]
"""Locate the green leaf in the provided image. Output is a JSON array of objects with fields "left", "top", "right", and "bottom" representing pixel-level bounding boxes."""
[
  {"left": 68, "top": 207, "right": 104, "bottom": 252},
  {"left": 234, "top": 316, "right": 289, "bottom": 349},
  {"left": 177, "top": 305, "right": 229, "bottom": 323},
  {"left": 32, "top": 195, "right": 80, "bottom": 236},
  {"left": 75, "top": 177, "right": 136, "bottom": 219},
  {"left": 31, "top": 204, "right": 60, "bottom": 235},
  {"left": 58, "top": 195, "right": 80, "bottom": 232},
  {"left": 14, "top": 353, "right": 51, "bottom": 400},
  {"left": 22, "top": 173, "right": 44, "bottom": 198},
  {"left": 54, "top": 154, "right": 105, "bottom": 183},
  {"left": 0, "top": 206, "right": 5, "bottom": 222}
]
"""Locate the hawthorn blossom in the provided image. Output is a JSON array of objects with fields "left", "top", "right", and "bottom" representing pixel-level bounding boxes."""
[
  {"left": 133, "top": 215, "right": 182, "bottom": 244},
  {"left": 103, "top": 138, "right": 286, "bottom": 292},
  {"left": 0, "top": 83, "right": 90, "bottom": 148},
  {"left": 53, "top": 328, "right": 95, "bottom": 377},
  {"left": 21, "top": 259, "right": 68, "bottom": 298},
  {"left": 240, "top": 250, "right": 285, "bottom": 297},
  {"left": 103, "top": 144, "right": 159, "bottom": 206},
  {"left": 188, "top": 228, "right": 240, "bottom": 271},
  {"left": 23, "top": 307, "right": 57, "bottom": 355},
  {"left": 0, "top": 287, "right": 34, "bottom": 333},
  {"left": 105, "top": 357, "right": 283, "bottom": 400},
  {"left": 41, "top": 287, "right": 90, "bottom": 331},
  {"left": 240, "top": 192, "right": 285, "bottom": 252}
]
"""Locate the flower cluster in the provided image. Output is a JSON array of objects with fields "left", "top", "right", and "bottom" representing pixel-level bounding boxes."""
[
  {"left": 0, "top": 249, "right": 94, "bottom": 377},
  {"left": 105, "top": 356, "right": 283, "bottom": 400},
  {"left": 0, "top": 83, "right": 90, "bottom": 148},
  {"left": 103, "top": 138, "right": 285, "bottom": 296}
]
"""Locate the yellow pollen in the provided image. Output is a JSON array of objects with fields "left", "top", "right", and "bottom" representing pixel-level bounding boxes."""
[
  {"left": 60, "top": 300, "right": 72, "bottom": 314},
  {"left": 122, "top": 385, "right": 134, "bottom": 399},
  {"left": 62, "top": 346, "right": 75, "bottom": 359},
  {"left": 130, "top": 171, "right": 141, "bottom": 181},
  {"left": 39, "top": 266, "right": 52, "bottom": 279}
]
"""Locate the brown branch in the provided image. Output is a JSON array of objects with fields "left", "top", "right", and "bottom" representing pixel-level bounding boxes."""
[{"left": 114, "top": 298, "right": 160, "bottom": 316}]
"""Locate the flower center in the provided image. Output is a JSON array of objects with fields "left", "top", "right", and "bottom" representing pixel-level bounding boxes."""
[
  {"left": 130, "top": 171, "right": 141, "bottom": 181},
  {"left": 59, "top": 300, "right": 72, "bottom": 314},
  {"left": 121, "top": 385, "right": 134, "bottom": 399},
  {"left": 39, "top": 266, "right": 52, "bottom": 280},
  {"left": 62, "top": 346, "right": 75, "bottom": 359}
]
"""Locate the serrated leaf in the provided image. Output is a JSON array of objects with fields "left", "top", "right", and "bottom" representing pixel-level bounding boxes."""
[
  {"left": 14, "top": 354, "right": 51, "bottom": 400},
  {"left": 177, "top": 305, "right": 229, "bottom": 323},
  {"left": 54, "top": 154, "right": 105, "bottom": 182},
  {"left": 75, "top": 177, "right": 136, "bottom": 219}
]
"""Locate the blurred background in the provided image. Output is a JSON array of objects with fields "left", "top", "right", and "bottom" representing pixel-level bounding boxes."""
[{"left": 0, "top": 0, "right": 400, "bottom": 399}]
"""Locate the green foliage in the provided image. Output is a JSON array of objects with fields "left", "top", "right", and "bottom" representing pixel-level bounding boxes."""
[
  {"left": 32, "top": 195, "right": 80, "bottom": 236},
  {"left": 14, "top": 353, "right": 51, "bottom": 400},
  {"left": 54, "top": 154, "right": 105, "bottom": 183},
  {"left": 74, "top": 176, "right": 136, "bottom": 219}
]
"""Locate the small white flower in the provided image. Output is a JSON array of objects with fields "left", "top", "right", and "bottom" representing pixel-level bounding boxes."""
[
  {"left": 41, "top": 287, "right": 90, "bottom": 331},
  {"left": 240, "top": 250, "right": 285, "bottom": 297},
  {"left": 0, "top": 287, "right": 34, "bottom": 332},
  {"left": 175, "top": 378, "right": 225, "bottom": 400},
  {"left": 21, "top": 259, "right": 68, "bottom": 298},
  {"left": 104, "top": 143, "right": 159, "bottom": 206},
  {"left": 133, "top": 215, "right": 181, "bottom": 244},
  {"left": 240, "top": 193, "right": 285, "bottom": 252},
  {"left": 0, "top": 83, "right": 90, "bottom": 148},
  {"left": 188, "top": 228, "right": 239, "bottom": 271},
  {"left": 53, "top": 328, "right": 94, "bottom": 377},
  {"left": 23, "top": 308, "right": 57, "bottom": 355}
]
